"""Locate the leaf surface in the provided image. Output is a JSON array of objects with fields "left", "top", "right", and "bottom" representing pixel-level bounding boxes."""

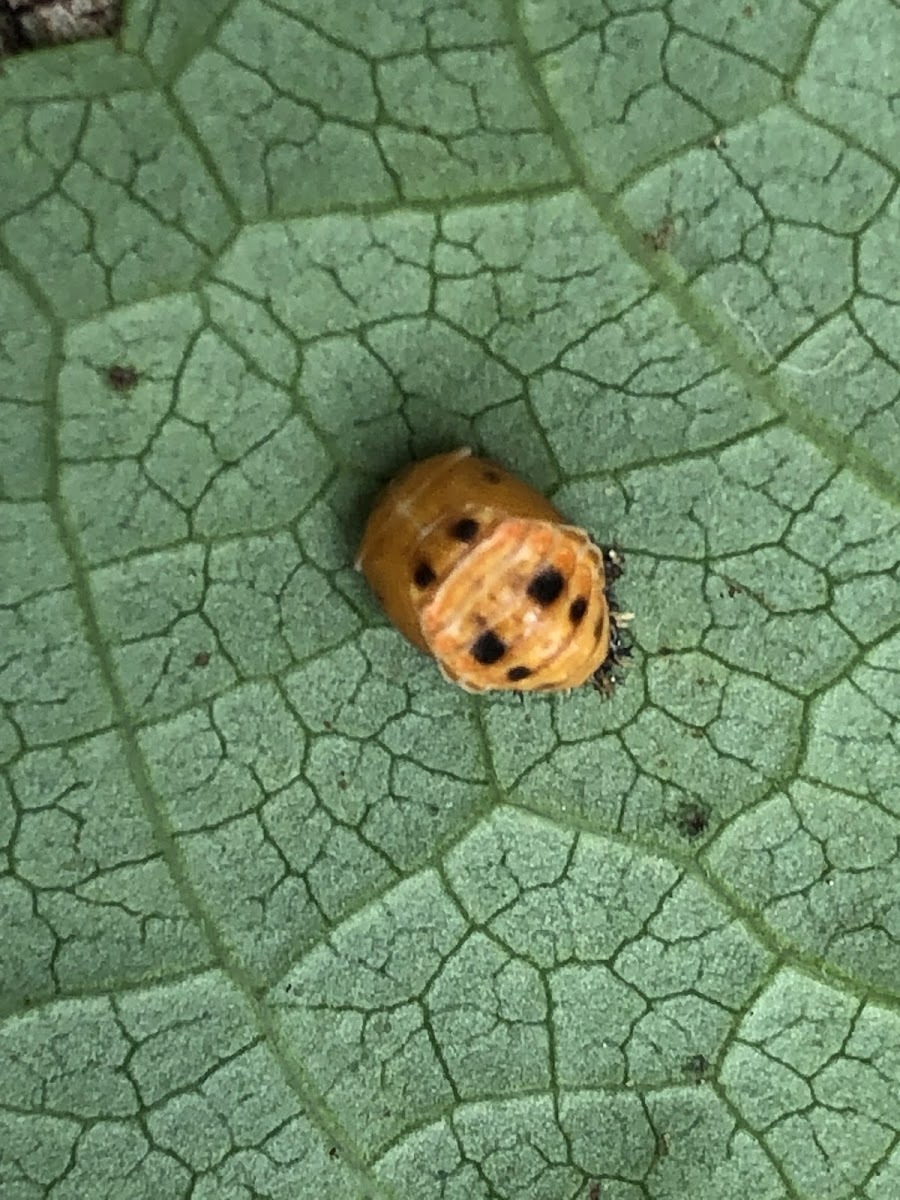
[{"left": 1, "top": 1, "right": 899, "bottom": 1197}]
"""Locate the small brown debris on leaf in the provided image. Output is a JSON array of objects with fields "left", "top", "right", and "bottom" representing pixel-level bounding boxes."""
[
  {"left": 106, "top": 363, "right": 139, "bottom": 392},
  {"left": 676, "top": 802, "right": 710, "bottom": 839},
  {"left": 643, "top": 216, "right": 674, "bottom": 251},
  {"left": 723, "top": 575, "right": 769, "bottom": 606},
  {"left": 193, "top": 651, "right": 211, "bottom": 667},
  {"left": 684, "top": 1053, "right": 709, "bottom": 1079}
]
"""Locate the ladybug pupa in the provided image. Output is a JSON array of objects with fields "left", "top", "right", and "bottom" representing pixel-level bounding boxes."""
[{"left": 355, "top": 447, "right": 631, "bottom": 694}]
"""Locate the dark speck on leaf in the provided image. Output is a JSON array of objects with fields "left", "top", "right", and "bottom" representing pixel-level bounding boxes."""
[
  {"left": 684, "top": 1054, "right": 709, "bottom": 1079},
  {"left": 643, "top": 216, "right": 673, "bottom": 251},
  {"left": 193, "top": 651, "right": 211, "bottom": 667},
  {"left": 676, "top": 803, "right": 710, "bottom": 839},
  {"left": 106, "top": 364, "right": 138, "bottom": 391}
]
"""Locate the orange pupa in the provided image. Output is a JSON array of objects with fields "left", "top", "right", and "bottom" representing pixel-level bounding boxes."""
[{"left": 356, "top": 447, "right": 630, "bottom": 693}]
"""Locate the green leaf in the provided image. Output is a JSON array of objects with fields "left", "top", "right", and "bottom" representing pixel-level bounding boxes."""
[{"left": 1, "top": 1, "right": 898, "bottom": 1198}]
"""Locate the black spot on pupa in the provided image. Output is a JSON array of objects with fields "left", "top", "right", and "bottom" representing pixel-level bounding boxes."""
[
  {"left": 451, "top": 516, "right": 479, "bottom": 542},
  {"left": 413, "top": 562, "right": 436, "bottom": 588},
  {"left": 569, "top": 596, "right": 588, "bottom": 624},
  {"left": 506, "top": 665, "right": 532, "bottom": 682},
  {"left": 471, "top": 630, "right": 506, "bottom": 665},
  {"left": 527, "top": 566, "right": 565, "bottom": 606},
  {"left": 482, "top": 468, "right": 502, "bottom": 483}
]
